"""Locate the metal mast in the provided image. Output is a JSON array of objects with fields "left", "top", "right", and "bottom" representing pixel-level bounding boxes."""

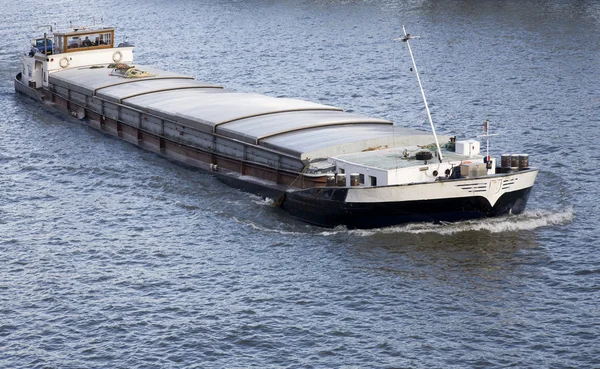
[
  {"left": 479, "top": 119, "right": 498, "bottom": 174},
  {"left": 399, "top": 25, "right": 443, "bottom": 162}
]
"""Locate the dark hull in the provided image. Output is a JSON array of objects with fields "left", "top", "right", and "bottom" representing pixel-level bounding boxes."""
[{"left": 280, "top": 187, "right": 534, "bottom": 229}]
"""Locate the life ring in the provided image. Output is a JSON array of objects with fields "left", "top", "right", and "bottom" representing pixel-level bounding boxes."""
[
  {"left": 59, "top": 57, "right": 69, "bottom": 68},
  {"left": 112, "top": 51, "right": 123, "bottom": 62}
]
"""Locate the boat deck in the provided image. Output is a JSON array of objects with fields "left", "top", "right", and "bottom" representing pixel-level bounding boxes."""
[
  {"left": 332, "top": 145, "right": 468, "bottom": 171},
  {"left": 48, "top": 63, "right": 440, "bottom": 162}
]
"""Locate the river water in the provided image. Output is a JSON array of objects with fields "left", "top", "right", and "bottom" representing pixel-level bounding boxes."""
[{"left": 1, "top": 0, "right": 598, "bottom": 368}]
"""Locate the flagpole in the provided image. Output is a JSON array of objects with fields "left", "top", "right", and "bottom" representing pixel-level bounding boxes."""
[{"left": 479, "top": 119, "right": 498, "bottom": 174}]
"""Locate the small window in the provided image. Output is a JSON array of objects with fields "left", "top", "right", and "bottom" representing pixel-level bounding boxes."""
[
  {"left": 67, "top": 36, "right": 81, "bottom": 49},
  {"left": 359, "top": 174, "right": 365, "bottom": 184},
  {"left": 101, "top": 32, "right": 112, "bottom": 46},
  {"left": 370, "top": 176, "right": 377, "bottom": 186},
  {"left": 339, "top": 168, "right": 345, "bottom": 174}
]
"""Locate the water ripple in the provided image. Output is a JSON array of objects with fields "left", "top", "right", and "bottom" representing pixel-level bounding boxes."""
[{"left": 1, "top": 1, "right": 599, "bottom": 368}]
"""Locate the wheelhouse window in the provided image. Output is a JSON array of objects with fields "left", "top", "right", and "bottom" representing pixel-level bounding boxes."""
[
  {"left": 55, "top": 29, "right": 115, "bottom": 53},
  {"left": 359, "top": 174, "right": 365, "bottom": 184},
  {"left": 66, "top": 32, "right": 112, "bottom": 50},
  {"left": 33, "top": 38, "right": 53, "bottom": 54},
  {"left": 369, "top": 176, "right": 377, "bottom": 186}
]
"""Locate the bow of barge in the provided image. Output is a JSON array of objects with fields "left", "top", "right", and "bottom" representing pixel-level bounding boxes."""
[{"left": 15, "top": 25, "right": 538, "bottom": 229}]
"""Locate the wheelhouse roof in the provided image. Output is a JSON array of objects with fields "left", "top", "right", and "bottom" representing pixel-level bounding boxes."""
[{"left": 53, "top": 27, "right": 116, "bottom": 37}]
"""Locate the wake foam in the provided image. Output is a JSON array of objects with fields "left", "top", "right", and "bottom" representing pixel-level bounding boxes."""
[
  {"left": 228, "top": 192, "right": 573, "bottom": 237},
  {"left": 349, "top": 207, "right": 574, "bottom": 236},
  {"left": 232, "top": 216, "right": 310, "bottom": 236}
]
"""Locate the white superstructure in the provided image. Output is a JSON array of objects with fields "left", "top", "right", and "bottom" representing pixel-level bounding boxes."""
[{"left": 21, "top": 26, "right": 133, "bottom": 91}]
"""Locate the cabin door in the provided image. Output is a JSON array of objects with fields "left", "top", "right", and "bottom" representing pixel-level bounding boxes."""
[{"left": 33, "top": 61, "right": 43, "bottom": 89}]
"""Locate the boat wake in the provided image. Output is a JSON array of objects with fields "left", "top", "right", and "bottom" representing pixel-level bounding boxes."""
[
  {"left": 349, "top": 207, "right": 574, "bottom": 236},
  {"left": 232, "top": 216, "right": 314, "bottom": 236},
  {"left": 232, "top": 204, "right": 573, "bottom": 237},
  {"left": 230, "top": 193, "right": 573, "bottom": 236}
]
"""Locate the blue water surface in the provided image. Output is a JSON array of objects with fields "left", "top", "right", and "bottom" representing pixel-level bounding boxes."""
[{"left": 0, "top": 1, "right": 598, "bottom": 368}]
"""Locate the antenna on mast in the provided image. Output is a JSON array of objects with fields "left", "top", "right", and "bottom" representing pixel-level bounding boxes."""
[{"left": 395, "top": 25, "right": 444, "bottom": 163}]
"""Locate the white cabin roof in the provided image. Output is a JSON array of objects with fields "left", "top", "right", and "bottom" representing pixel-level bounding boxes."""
[{"left": 332, "top": 144, "right": 468, "bottom": 171}]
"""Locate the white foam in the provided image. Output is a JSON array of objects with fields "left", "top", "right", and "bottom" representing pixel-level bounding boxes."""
[
  {"left": 232, "top": 216, "right": 309, "bottom": 236},
  {"left": 351, "top": 207, "right": 574, "bottom": 236},
  {"left": 231, "top": 208, "right": 574, "bottom": 237}
]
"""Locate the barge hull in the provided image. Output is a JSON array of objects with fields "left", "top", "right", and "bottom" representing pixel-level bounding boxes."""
[
  {"left": 15, "top": 72, "right": 537, "bottom": 230},
  {"left": 281, "top": 187, "right": 534, "bottom": 229}
]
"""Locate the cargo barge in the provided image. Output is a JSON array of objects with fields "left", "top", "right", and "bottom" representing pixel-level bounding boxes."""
[{"left": 15, "top": 25, "right": 538, "bottom": 229}]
